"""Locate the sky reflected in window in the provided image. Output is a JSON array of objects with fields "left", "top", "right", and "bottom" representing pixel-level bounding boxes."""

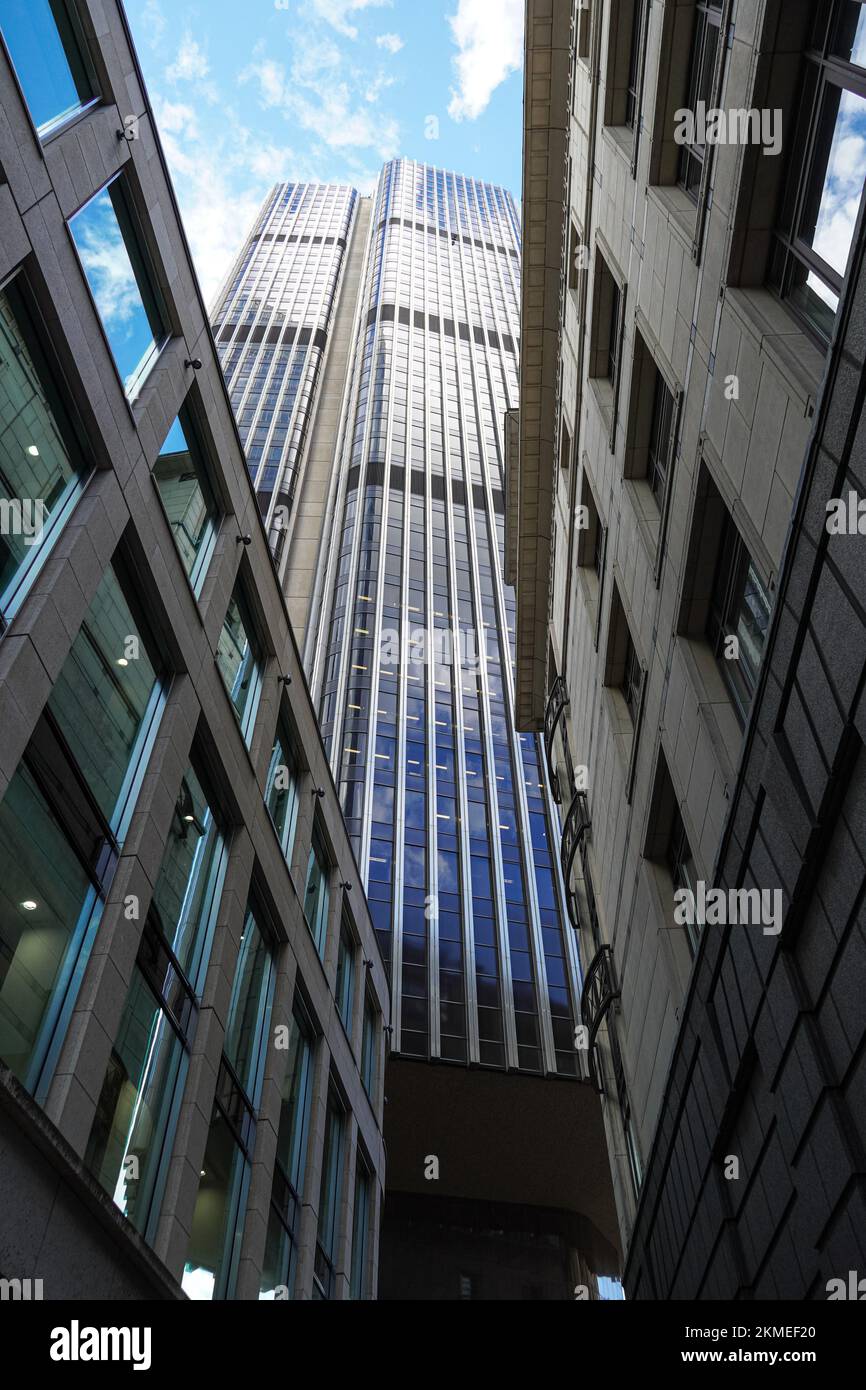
[
  {"left": 0, "top": 0, "right": 93, "bottom": 135},
  {"left": 810, "top": 89, "right": 866, "bottom": 301},
  {"left": 70, "top": 183, "right": 164, "bottom": 396}
]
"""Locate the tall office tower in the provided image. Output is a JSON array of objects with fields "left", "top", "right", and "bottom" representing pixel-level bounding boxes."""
[
  {"left": 513, "top": 0, "right": 866, "bottom": 1298},
  {"left": 212, "top": 184, "right": 371, "bottom": 651},
  {"left": 0, "top": 0, "right": 388, "bottom": 1302},
  {"left": 219, "top": 158, "right": 622, "bottom": 1298}
]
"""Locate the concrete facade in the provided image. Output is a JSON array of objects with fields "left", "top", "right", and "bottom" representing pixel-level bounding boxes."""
[
  {"left": 0, "top": 0, "right": 387, "bottom": 1301},
  {"left": 512, "top": 0, "right": 866, "bottom": 1295}
]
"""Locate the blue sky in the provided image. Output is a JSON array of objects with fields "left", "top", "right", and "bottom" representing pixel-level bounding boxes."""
[{"left": 124, "top": 0, "right": 525, "bottom": 304}]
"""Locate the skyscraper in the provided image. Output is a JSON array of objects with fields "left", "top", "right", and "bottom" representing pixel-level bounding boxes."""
[{"left": 215, "top": 160, "right": 621, "bottom": 1298}]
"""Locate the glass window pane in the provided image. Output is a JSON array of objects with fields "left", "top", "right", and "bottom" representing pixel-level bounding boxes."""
[
  {"left": 85, "top": 965, "right": 184, "bottom": 1234},
  {"left": 0, "top": 760, "right": 96, "bottom": 1083},
  {"left": 350, "top": 1162, "right": 371, "bottom": 1299},
  {"left": 259, "top": 1203, "right": 293, "bottom": 1301},
  {"left": 361, "top": 996, "right": 377, "bottom": 1097},
  {"left": 0, "top": 0, "right": 93, "bottom": 135},
  {"left": 152, "top": 766, "right": 223, "bottom": 985},
  {"left": 70, "top": 181, "right": 166, "bottom": 397},
  {"left": 831, "top": 2, "right": 866, "bottom": 67},
  {"left": 336, "top": 927, "right": 355, "bottom": 1034},
  {"left": 217, "top": 589, "right": 260, "bottom": 731},
  {"left": 47, "top": 562, "right": 160, "bottom": 826},
  {"left": 304, "top": 834, "right": 330, "bottom": 956},
  {"left": 0, "top": 282, "right": 85, "bottom": 611},
  {"left": 802, "top": 86, "right": 866, "bottom": 285},
  {"left": 182, "top": 1107, "right": 244, "bottom": 1301},
  {"left": 275, "top": 1013, "right": 313, "bottom": 1190},
  {"left": 266, "top": 730, "right": 299, "bottom": 860},
  {"left": 224, "top": 909, "right": 273, "bottom": 1101},
  {"left": 153, "top": 411, "right": 219, "bottom": 584},
  {"left": 317, "top": 1094, "right": 344, "bottom": 1264}
]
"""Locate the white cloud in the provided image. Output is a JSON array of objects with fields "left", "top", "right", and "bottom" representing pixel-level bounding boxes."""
[
  {"left": 309, "top": 0, "right": 392, "bottom": 40},
  {"left": 166, "top": 32, "right": 211, "bottom": 84},
  {"left": 139, "top": 0, "right": 166, "bottom": 47},
  {"left": 447, "top": 0, "right": 523, "bottom": 122},
  {"left": 376, "top": 32, "right": 404, "bottom": 54},
  {"left": 240, "top": 40, "right": 399, "bottom": 160},
  {"left": 152, "top": 94, "right": 319, "bottom": 304},
  {"left": 364, "top": 72, "right": 396, "bottom": 104}
]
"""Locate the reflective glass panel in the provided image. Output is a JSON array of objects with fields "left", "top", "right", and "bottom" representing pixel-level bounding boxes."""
[
  {"left": 0, "top": 283, "right": 85, "bottom": 614},
  {"left": 70, "top": 181, "right": 166, "bottom": 397},
  {"left": 153, "top": 412, "right": 219, "bottom": 585},
  {"left": 0, "top": 0, "right": 93, "bottom": 135},
  {"left": 47, "top": 562, "right": 159, "bottom": 826}
]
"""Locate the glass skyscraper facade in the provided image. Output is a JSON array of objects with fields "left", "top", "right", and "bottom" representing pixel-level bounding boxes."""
[
  {"left": 213, "top": 182, "right": 357, "bottom": 566},
  {"left": 218, "top": 161, "right": 582, "bottom": 1080}
]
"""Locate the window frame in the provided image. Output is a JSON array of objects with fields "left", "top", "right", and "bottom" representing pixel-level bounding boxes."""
[
  {"left": 706, "top": 511, "right": 773, "bottom": 725},
  {"left": 152, "top": 402, "right": 222, "bottom": 596},
  {"left": 677, "top": 1, "right": 725, "bottom": 204},
  {"left": 768, "top": 3, "right": 866, "bottom": 346},
  {"left": 216, "top": 583, "right": 264, "bottom": 746},
  {"left": 0, "top": 270, "right": 94, "bottom": 630},
  {"left": 314, "top": 1086, "right": 346, "bottom": 1300},
  {"left": 303, "top": 822, "right": 332, "bottom": 958},
  {"left": 67, "top": 173, "right": 171, "bottom": 403},
  {"left": 0, "top": 0, "right": 100, "bottom": 142}
]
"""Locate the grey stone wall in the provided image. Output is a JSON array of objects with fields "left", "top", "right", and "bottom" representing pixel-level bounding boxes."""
[{"left": 624, "top": 182, "right": 866, "bottom": 1303}]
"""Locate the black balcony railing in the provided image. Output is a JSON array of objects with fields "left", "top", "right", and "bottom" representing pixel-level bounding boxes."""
[
  {"left": 580, "top": 944, "right": 620, "bottom": 1093},
  {"left": 543, "top": 675, "right": 570, "bottom": 804},
  {"left": 560, "top": 789, "right": 590, "bottom": 930}
]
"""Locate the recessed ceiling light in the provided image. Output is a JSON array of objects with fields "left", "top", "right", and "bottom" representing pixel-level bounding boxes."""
[
  {"left": 117, "top": 658, "right": 129, "bottom": 667},
  {"left": 20, "top": 900, "right": 38, "bottom": 912},
  {"left": 27, "top": 445, "right": 39, "bottom": 457}
]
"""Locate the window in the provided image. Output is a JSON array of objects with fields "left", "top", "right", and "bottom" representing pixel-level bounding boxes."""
[
  {"left": 625, "top": 0, "right": 647, "bottom": 130},
  {"left": 589, "top": 254, "right": 626, "bottom": 445},
  {"left": 86, "top": 764, "right": 227, "bottom": 1239},
  {"left": 361, "top": 993, "right": 378, "bottom": 1099},
  {"left": 770, "top": 1, "right": 866, "bottom": 343},
  {"left": 678, "top": 2, "right": 723, "bottom": 201},
  {"left": 609, "top": 1020, "right": 642, "bottom": 1198},
  {"left": 314, "top": 1089, "right": 345, "bottom": 1299},
  {"left": 47, "top": 560, "right": 163, "bottom": 830},
  {"left": 336, "top": 921, "right": 356, "bottom": 1035},
  {"left": 559, "top": 418, "right": 571, "bottom": 477},
  {"left": 592, "top": 508, "right": 605, "bottom": 583},
  {"left": 303, "top": 826, "right": 331, "bottom": 957},
  {"left": 0, "top": 0, "right": 96, "bottom": 137},
  {"left": 621, "top": 631, "right": 642, "bottom": 725},
  {"left": 154, "top": 409, "right": 220, "bottom": 592},
  {"left": 577, "top": 470, "right": 604, "bottom": 579},
  {"left": 568, "top": 220, "right": 582, "bottom": 292},
  {"left": 707, "top": 513, "right": 772, "bottom": 722},
  {"left": 183, "top": 905, "right": 275, "bottom": 1301},
  {"left": 260, "top": 1005, "right": 314, "bottom": 1301},
  {"left": 647, "top": 370, "right": 675, "bottom": 506},
  {"left": 576, "top": 0, "right": 591, "bottom": 62},
  {"left": 607, "top": 279, "right": 623, "bottom": 384},
  {"left": 0, "top": 280, "right": 90, "bottom": 627},
  {"left": 69, "top": 178, "right": 168, "bottom": 399},
  {"left": 265, "top": 724, "right": 300, "bottom": 862},
  {"left": 349, "top": 1155, "right": 372, "bottom": 1300},
  {"left": 667, "top": 803, "right": 699, "bottom": 956},
  {"left": 0, "top": 560, "right": 164, "bottom": 1094},
  {"left": 217, "top": 586, "right": 263, "bottom": 743}
]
